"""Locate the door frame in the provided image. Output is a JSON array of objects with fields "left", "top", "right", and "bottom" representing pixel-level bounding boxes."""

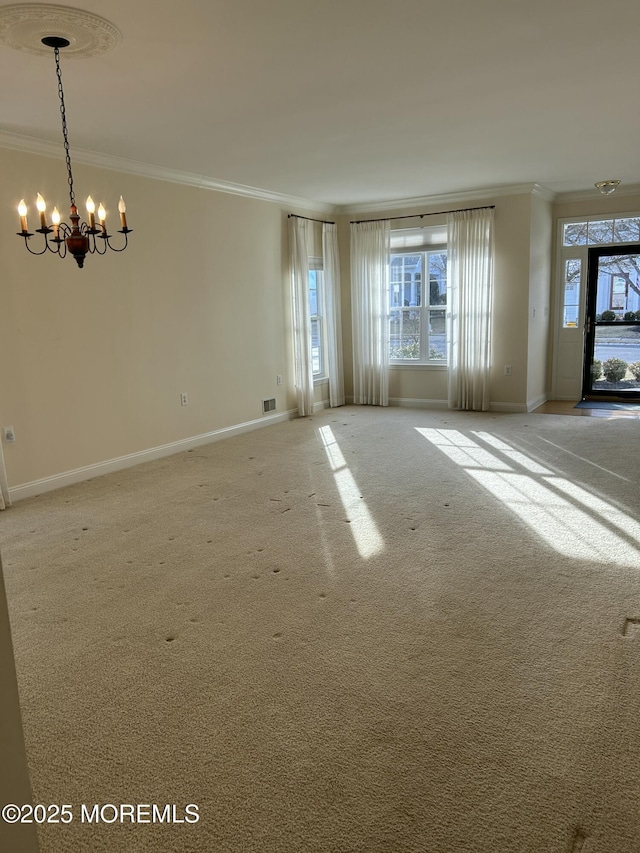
[{"left": 582, "top": 243, "right": 640, "bottom": 400}]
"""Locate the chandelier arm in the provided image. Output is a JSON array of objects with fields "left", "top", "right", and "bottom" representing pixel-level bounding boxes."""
[
  {"left": 21, "top": 235, "right": 50, "bottom": 256},
  {"left": 90, "top": 234, "right": 108, "bottom": 256},
  {"left": 104, "top": 232, "right": 131, "bottom": 252}
]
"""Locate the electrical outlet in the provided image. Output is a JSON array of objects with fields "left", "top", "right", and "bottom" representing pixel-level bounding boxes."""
[
  {"left": 3, "top": 426, "right": 15, "bottom": 442},
  {"left": 180, "top": 392, "right": 188, "bottom": 406},
  {"left": 504, "top": 365, "right": 512, "bottom": 376},
  {"left": 276, "top": 374, "right": 282, "bottom": 386}
]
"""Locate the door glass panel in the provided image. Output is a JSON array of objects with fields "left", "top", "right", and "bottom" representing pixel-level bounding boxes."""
[
  {"left": 585, "top": 250, "right": 640, "bottom": 395},
  {"left": 591, "top": 326, "right": 640, "bottom": 391}
]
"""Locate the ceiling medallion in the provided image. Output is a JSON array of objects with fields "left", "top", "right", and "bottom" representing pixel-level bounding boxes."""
[{"left": 0, "top": 3, "right": 121, "bottom": 58}]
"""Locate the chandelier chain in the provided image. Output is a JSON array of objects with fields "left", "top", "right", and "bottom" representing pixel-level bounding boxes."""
[{"left": 53, "top": 46, "right": 75, "bottom": 208}]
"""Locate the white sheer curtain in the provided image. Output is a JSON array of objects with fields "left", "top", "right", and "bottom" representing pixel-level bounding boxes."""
[
  {"left": 322, "top": 222, "right": 345, "bottom": 408},
  {"left": 289, "top": 216, "right": 315, "bottom": 416},
  {"left": 0, "top": 442, "right": 10, "bottom": 510},
  {"left": 446, "top": 207, "right": 495, "bottom": 411},
  {"left": 350, "top": 220, "right": 391, "bottom": 406}
]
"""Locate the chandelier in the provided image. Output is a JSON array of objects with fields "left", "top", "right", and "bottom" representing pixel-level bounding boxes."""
[{"left": 16, "top": 36, "right": 131, "bottom": 268}]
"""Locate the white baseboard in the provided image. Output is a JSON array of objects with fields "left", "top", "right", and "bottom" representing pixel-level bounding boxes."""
[
  {"left": 313, "top": 400, "right": 331, "bottom": 412},
  {"left": 526, "top": 393, "right": 548, "bottom": 412},
  {"left": 488, "top": 402, "right": 529, "bottom": 413},
  {"left": 10, "top": 409, "right": 298, "bottom": 502},
  {"left": 389, "top": 397, "right": 449, "bottom": 409}
]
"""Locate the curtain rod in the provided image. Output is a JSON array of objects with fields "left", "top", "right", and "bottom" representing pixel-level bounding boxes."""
[
  {"left": 288, "top": 213, "right": 336, "bottom": 225},
  {"left": 350, "top": 204, "right": 495, "bottom": 225}
]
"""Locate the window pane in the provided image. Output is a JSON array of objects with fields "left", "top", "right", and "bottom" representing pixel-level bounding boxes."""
[
  {"left": 308, "top": 270, "right": 318, "bottom": 316},
  {"left": 563, "top": 258, "right": 581, "bottom": 327},
  {"left": 613, "top": 217, "right": 640, "bottom": 243},
  {"left": 389, "top": 251, "right": 448, "bottom": 364},
  {"left": 389, "top": 310, "right": 401, "bottom": 357},
  {"left": 400, "top": 309, "right": 420, "bottom": 359},
  {"left": 563, "top": 222, "right": 588, "bottom": 246},
  {"left": 311, "top": 318, "right": 321, "bottom": 374},
  {"left": 428, "top": 309, "right": 446, "bottom": 360},
  {"left": 390, "top": 254, "right": 421, "bottom": 306},
  {"left": 389, "top": 309, "right": 420, "bottom": 359},
  {"left": 428, "top": 252, "right": 447, "bottom": 305},
  {"left": 587, "top": 220, "right": 614, "bottom": 245}
]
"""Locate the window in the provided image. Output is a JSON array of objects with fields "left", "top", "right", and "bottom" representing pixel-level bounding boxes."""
[
  {"left": 562, "top": 216, "right": 640, "bottom": 247},
  {"left": 559, "top": 214, "right": 640, "bottom": 328},
  {"left": 389, "top": 245, "right": 447, "bottom": 364},
  {"left": 309, "top": 258, "right": 325, "bottom": 377},
  {"left": 563, "top": 258, "right": 581, "bottom": 327}
]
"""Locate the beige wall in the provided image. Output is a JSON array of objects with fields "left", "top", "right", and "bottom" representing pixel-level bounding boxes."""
[
  {"left": 1, "top": 144, "right": 562, "bottom": 496},
  {"left": 1, "top": 147, "right": 332, "bottom": 490}
]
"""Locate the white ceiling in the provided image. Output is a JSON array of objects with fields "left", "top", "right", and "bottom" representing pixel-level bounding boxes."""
[{"left": 1, "top": 0, "right": 640, "bottom": 207}]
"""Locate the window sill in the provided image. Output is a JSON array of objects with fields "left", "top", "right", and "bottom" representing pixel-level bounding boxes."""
[
  {"left": 390, "top": 362, "right": 448, "bottom": 370},
  {"left": 313, "top": 376, "right": 329, "bottom": 386}
]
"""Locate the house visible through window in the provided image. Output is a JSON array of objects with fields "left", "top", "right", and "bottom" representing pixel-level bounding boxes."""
[
  {"left": 389, "top": 229, "right": 447, "bottom": 364},
  {"left": 309, "top": 257, "right": 325, "bottom": 377}
]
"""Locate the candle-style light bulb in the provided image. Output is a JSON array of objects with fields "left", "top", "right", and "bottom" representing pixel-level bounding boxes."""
[
  {"left": 36, "top": 193, "right": 47, "bottom": 229},
  {"left": 86, "top": 196, "right": 96, "bottom": 230},
  {"left": 118, "top": 195, "right": 127, "bottom": 230},
  {"left": 18, "top": 199, "right": 28, "bottom": 232},
  {"left": 52, "top": 206, "right": 61, "bottom": 240},
  {"left": 98, "top": 202, "right": 106, "bottom": 235}
]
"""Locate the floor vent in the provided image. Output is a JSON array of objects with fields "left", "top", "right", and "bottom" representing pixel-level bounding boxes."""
[{"left": 263, "top": 398, "right": 276, "bottom": 414}]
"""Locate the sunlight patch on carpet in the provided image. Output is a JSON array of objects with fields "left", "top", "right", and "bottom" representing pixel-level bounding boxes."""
[
  {"left": 416, "top": 427, "right": 640, "bottom": 566},
  {"left": 318, "top": 426, "right": 384, "bottom": 559}
]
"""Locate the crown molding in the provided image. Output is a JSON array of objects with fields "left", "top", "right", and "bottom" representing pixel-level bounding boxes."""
[
  {"left": 553, "top": 183, "right": 640, "bottom": 204},
  {"left": 0, "top": 129, "right": 336, "bottom": 214},
  {"left": 335, "top": 183, "right": 556, "bottom": 215},
  {"left": 0, "top": 128, "right": 566, "bottom": 213}
]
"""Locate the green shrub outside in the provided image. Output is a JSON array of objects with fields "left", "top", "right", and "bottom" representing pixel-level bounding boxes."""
[
  {"left": 601, "top": 310, "right": 616, "bottom": 321},
  {"left": 591, "top": 359, "right": 602, "bottom": 380},
  {"left": 624, "top": 311, "right": 637, "bottom": 321},
  {"left": 390, "top": 341, "right": 445, "bottom": 360},
  {"left": 603, "top": 357, "right": 628, "bottom": 382},
  {"left": 629, "top": 361, "right": 640, "bottom": 381}
]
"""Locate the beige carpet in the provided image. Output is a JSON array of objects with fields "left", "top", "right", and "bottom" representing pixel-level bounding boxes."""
[{"left": 2, "top": 406, "right": 640, "bottom": 852}]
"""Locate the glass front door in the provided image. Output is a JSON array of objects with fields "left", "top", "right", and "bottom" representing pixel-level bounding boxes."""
[{"left": 583, "top": 245, "right": 640, "bottom": 399}]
